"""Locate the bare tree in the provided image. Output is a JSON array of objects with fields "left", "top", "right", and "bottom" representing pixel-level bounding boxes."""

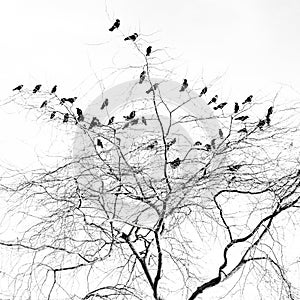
[{"left": 1, "top": 27, "right": 300, "bottom": 300}]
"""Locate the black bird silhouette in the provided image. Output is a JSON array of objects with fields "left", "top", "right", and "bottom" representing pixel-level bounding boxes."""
[
  {"left": 50, "top": 111, "right": 56, "bottom": 119},
  {"left": 146, "top": 140, "right": 158, "bottom": 150},
  {"left": 76, "top": 108, "right": 83, "bottom": 121},
  {"left": 89, "top": 117, "right": 101, "bottom": 129},
  {"left": 13, "top": 84, "right": 23, "bottom": 91},
  {"left": 234, "top": 102, "right": 239, "bottom": 113},
  {"left": 139, "top": 71, "right": 146, "bottom": 84},
  {"left": 33, "top": 84, "right": 42, "bottom": 93},
  {"left": 65, "top": 97, "right": 77, "bottom": 104},
  {"left": 235, "top": 116, "right": 249, "bottom": 121},
  {"left": 109, "top": 19, "right": 120, "bottom": 31},
  {"left": 166, "top": 138, "right": 176, "bottom": 150},
  {"left": 124, "top": 111, "right": 136, "bottom": 120},
  {"left": 146, "top": 46, "right": 152, "bottom": 56},
  {"left": 214, "top": 102, "right": 227, "bottom": 110},
  {"left": 204, "top": 144, "right": 212, "bottom": 151},
  {"left": 124, "top": 33, "right": 138, "bottom": 41},
  {"left": 141, "top": 116, "right": 147, "bottom": 125},
  {"left": 40, "top": 100, "right": 47, "bottom": 108},
  {"left": 199, "top": 86, "right": 208, "bottom": 97},
  {"left": 242, "top": 95, "right": 253, "bottom": 104},
  {"left": 101, "top": 98, "right": 109, "bottom": 110},
  {"left": 51, "top": 85, "right": 57, "bottom": 94},
  {"left": 228, "top": 165, "right": 242, "bottom": 172},
  {"left": 97, "top": 138, "right": 103, "bottom": 148},
  {"left": 208, "top": 95, "right": 218, "bottom": 105},
  {"left": 179, "top": 79, "right": 188, "bottom": 92},
  {"left": 60, "top": 98, "right": 66, "bottom": 105},
  {"left": 169, "top": 157, "right": 181, "bottom": 169},
  {"left": 266, "top": 115, "right": 271, "bottom": 126},
  {"left": 238, "top": 127, "right": 247, "bottom": 133},
  {"left": 108, "top": 116, "right": 115, "bottom": 125},
  {"left": 257, "top": 119, "right": 266, "bottom": 130},
  {"left": 146, "top": 83, "right": 159, "bottom": 94},
  {"left": 219, "top": 129, "right": 224, "bottom": 139},
  {"left": 63, "top": 113, "right": 69, "bottom": 123}
]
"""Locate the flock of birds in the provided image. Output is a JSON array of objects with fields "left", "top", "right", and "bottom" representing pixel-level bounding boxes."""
[{"left": 11, "top": 18, "right": 275, "bottom": 171}]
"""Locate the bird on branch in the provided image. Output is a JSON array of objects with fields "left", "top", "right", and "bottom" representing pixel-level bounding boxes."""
[
  {"left": 124, "top": 33, "right": 138, "bottom": 41},
  {"left": 179, "top": 79, "right": 188, "bottom": 92},
  {"left": 76, "top": 108, "right": 84, "bottom": 122},
  {"left": 40, "top": 100, "right": 47, "bottom": 108},
  {"left": 50, "top": 111, "right": 56, "bottom": 119},
  {"left": 238, "top": 127, "right": 247, "bottom": 133},
  {"left": 33, "top": 84, "right": 42, "bottom": 93},
  {"left": 65, "top": 97, "right": 77, "bottom": 104},
  {"left": 108, "top": 116, "right": 115, "bottom": 125},
  {"left": 234, "top": 102, "right": 239, "bottom": 113},
  {"left": 51, "top": 85, "right": 57, "bottom": 94},
  {"left": 109, "top": 19, "right": 120, "bottom": 31},
  {"left": 63, "top": 113, "right": 69, "bottom": 123},
  {"left": 139, "top": 71, "right": 146, "bottom": 84},
  {"left": 146, "top": 46, "right": 152, "bottom": 56},
  {"left": 13, "top": 84, "right": 23, "bottom": 91},
  {"left": 146, "top": 83, "right": 159, "bottom": 94},
  {"left": 235, "top": 116, "right": 249, "bottom": 122},
  {"left": 96, "top": 138, "right": 103, "bottom": 148},
  {"left": 123, "top": 111, "right": 136, "bottom": 121},
  {"left": 213, "top": 102, "right": 227, "bottom": 110},
  {"left": 169, "top": 157, "right": 181, "bottom": 169},
  {"left": 208, "top": 95, "right": 218, "bottom": 105},
  {"left": 101, "top": 98, "right": 109, "bottom": 110},
  {"left": 199, "top": 86, "right": 208, "bottom": 97},
  {"left": 257, "top": 119, "right": 266, "bottom": 130},
  {"left": 228, "top": 165, "right": 242, "bottom": 172},
  {"left": 242, "top": 95, "right": 253, "bottom": 104}
]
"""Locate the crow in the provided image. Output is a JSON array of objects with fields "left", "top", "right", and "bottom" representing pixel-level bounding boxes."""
[
  {"left": 76, "top": 107, "right": 83, "bottom": 118},
  {"left": 97, "top": 138, "right": 103, "bottom": 148},
  {"left": 141, "top": 116, "right": 147, "bottom": 125},
  {"left": 33, "top": 84, "right": 42, "bottom": 93},
  {"left": 63, "top": 113, "right": 69, "bottom": 123},
  {"left": 235, "top": 116, "right": 249, "bottom": 121},
  {"left": 208, "top": 95, "right": 218, "bottom": 105},
  {"left": 214, "top": 102, "right": 227, "bottom": 110},
  {"left": 60, "top": 98, "right": 66, "bottom": 105},
  {"left": 257, "top": 119, "right": 266, "bottom": 130},
  {"left": 50, "top": 111, "right": 56, "bottom": 119},
  {"left": 242, "top": 95, "right": 253, "bottom": 104},
  {"left": 266, "top": 115, "right": 271, "bottom": 126},
  {"left": 169, "top": 157, "right": 181, "bottom": 169},
  {"left": 179, "top": 79, "right": 188, "bottom": 92},
  {"left": 65, "top": 97, "right": 77, "bottom": 104},
  {"left": 204, "top": 144, "right": 212, "bottom": 151},
  {"left": 123, "top": 111, "right": 136, "bottom": 120},
  {"left": 13, "top": 84, "right": 23, "bottom": 91},
  {"left": 199, "top": 86, "right": 207, "bottom": 97},
  {"left": 109, "top": 19, "right": 120, "bottom": 31},
  {"left": 219, "top": 129, "right": 224, "bottom": 139},
  {"left": 40, "top": 100, "right": 47, "bottom": 108},
  {"left": 146, "top": 46, "right": 152, "bottom": 56},
  {"left": 51, "top": 85, "right": 57, "bottom": 94},
  {"left": 124, "top": 33, "right": 138, "bottom": 41},
  {"left": 267, "top": 106, "right": 273, "bottom": 117},
  {"left": 101, "top": 98, "right": 109, "bottom": 110},
  {"left": 146, "top": 83, "right": 159, "bottom": 94},
  {"left": 238, "top": 127, "right": 247, "bottom": 133},
  {"left": 108, "top": 116, "right": 115, "bottom": 125},
  {"left": 139, "top": 71, "right": 146, "bottom": 84},
  {"left": 234, "top": 102, "right": 239, "bottom": 113},
  {"left": 194, "top": 141, "right": 202, "bottom": 146}
]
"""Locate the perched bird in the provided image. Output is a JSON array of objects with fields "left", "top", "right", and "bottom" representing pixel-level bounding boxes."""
[
  {"left": 242, "top": 95, "right": 253, "bottom": 104},
  {"left": 146, "top": 140, "right": 158, "bottom": 150},
  {"left": 50, "top": 111, "right": 56, "bottom": 119},
  {"left": 109, "top": 19, "right": 120, "bottom": 31},
  {"left": 40, "top": 100, "right": 47, "bottom": 108},
  {"left": 124, "top": 33, "right": 138, "bottom": 41},
  {"left": 208, "top": 95, "right": 218, "bottom": 105},
  {"left": 235, "top": 116, "right": 249, "bottom": 122},
  {"left": 266, "top": 115, "right": 271, "bottom": 126},
  {"left": 204, "top": 144, "right": 212, "bottom": 151},
  {"left": 166, "top": 138, "right": 176, "bottom": 150},
  {"left": 65, "top": 97, "right": 77, "bottom": 104},
  {"left": 179, "top": 79, "right": 188, "bottom": 92},
  {"left": 213, "top": 102, "right": 227, "bottom": 110},
  {"left": 257, "top": 119, "right": 266, "bottom": 130},
  {"left": 141, "top": 116, "right": 147, "bottom": 125},
  {"left": 267, "top": 106, "right": 273, "bottom": 117},
  {"left": 169, "top": 157, "right": 181, "bottom": 169},
  {"left": 234, "top": 102, "right": 239, "bottom": 113},
  {"left": 146, "top": 83, "right": 159, "bottom": 94},
  {"left": 89, "top": 117, "right": 101, "bottom": 129},
  {"left": 51, "top": 85, "right": 57, "bottom": 94},
  {"left": 124, "top": 111, "right": 136, "bottom": 120},
  {"left": 101, "top": 98, "right": 109, "bottom": 110},
  {"left": 96, "top": 138, "right": 103, "bottom": 148},
  {"left": 219, "top": 129, "right": 224, "bottom": 139},
  {"left": 194, "top": 141, "right": 202, "bottom": 146},
  {"left": 199, "top": 86, "right": 208, "bottom": 97},
  {"left": 60, "top": 98, "right": 66, "bottom": 105},
  {"left": 228, "top": 165, "right": 242, "bottom": 172},
  {"left": 108, "top": 116, "right": 115, "bottom": 125},
  {"left": 139, "top": 71, "right": 146, "bottom": 84},
  {"left": 146, "top": 46, "right": 152, "bottom": 56},
  {"left": 238, "top": 127, "right": 247, "bottom": 134},
  {"left": 63, "top": 113, "right": 69, "bottom": 123},
  {"left": 13, "top": 84, "right": 23, "bottom": 91},
  {"left": 76, "top": 108, "right": 84, "bottom": 122},
  {"left": 211, "top": 138, "right": 216, "bottom": 149},
  {"left": 33, "top": 84, "right": 42, "bottom": 93}
]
